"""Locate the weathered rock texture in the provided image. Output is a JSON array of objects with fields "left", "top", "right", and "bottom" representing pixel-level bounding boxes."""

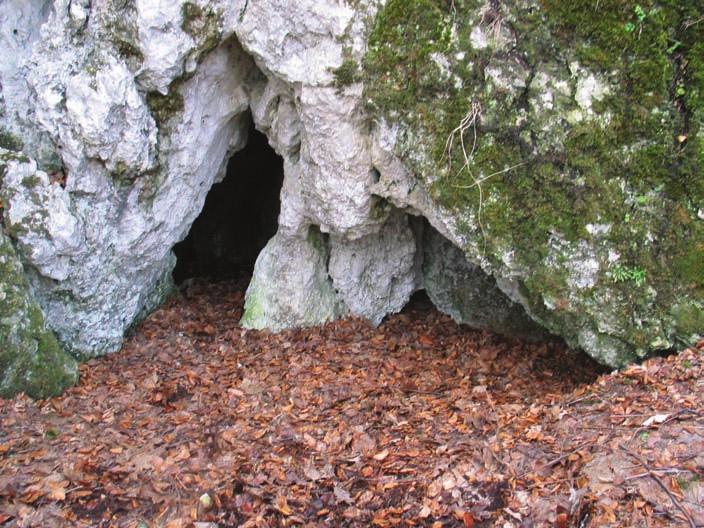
[
  {"left": 0, "top": 203, "right": 78, "bottom": 398},
  {"left": 422, "top": 224, "right": 547, "bottom": 341},
  {"left": 0, "top": 0, "right": 701, "bottom": 388},
  {"left": 363, "top": 0, "right": 703, "bottom": 366}
]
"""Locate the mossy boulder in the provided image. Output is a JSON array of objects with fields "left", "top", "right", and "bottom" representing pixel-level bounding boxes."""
[
  {"left": 363, "top": 0, "right": 703, "bottom": 366},
  {"left": 0, "top": 228, "right": 78, "bottom": 399},
  {"left": 423, "top": 223, "right": 550, "bottom": 341}
]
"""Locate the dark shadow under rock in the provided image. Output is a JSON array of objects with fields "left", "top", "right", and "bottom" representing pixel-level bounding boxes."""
[{"left": 173, "top": 124, "right": 284, "bottom": 283}]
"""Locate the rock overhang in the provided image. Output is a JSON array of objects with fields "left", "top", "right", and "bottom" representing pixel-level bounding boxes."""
[{"left": 0, "top": 0, "right": 699, "bottom": 384}]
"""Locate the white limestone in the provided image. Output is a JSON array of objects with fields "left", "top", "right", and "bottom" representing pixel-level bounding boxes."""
[
  {"left": 0, "top": 0, "right": 55, "bottom": 164},
  {"left": 0, "top": 0, "right": 546, "bottom": 357},
  {"left": 329, "top": 210, "right": 418, "bottom": 325}
]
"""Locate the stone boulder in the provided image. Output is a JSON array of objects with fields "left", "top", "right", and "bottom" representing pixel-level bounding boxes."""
[
  {"left": 0, "top": 0, "right": 699, "bottom": 374},
  {"left": 363, "top": 0, "right": 703, "bottom": 365},
  {"left": 0, "top": 188, "right": 77, "bottom": 398}
]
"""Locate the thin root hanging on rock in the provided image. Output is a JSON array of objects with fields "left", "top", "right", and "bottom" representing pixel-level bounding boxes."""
[{"left": 443, "top": 101, "right": 525, "bottom": 252}]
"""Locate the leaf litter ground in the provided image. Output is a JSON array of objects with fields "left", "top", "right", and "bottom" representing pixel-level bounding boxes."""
[{"left": 1, "top": 279, "right": 702, "bottom": 527}]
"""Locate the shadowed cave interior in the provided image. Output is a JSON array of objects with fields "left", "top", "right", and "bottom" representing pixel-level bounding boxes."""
[
  {"left": 169, "top": 121, "right": 556, "bottom": 342},
  {"left": 172, "top": 124, "right": 284, "bottom": 284}
]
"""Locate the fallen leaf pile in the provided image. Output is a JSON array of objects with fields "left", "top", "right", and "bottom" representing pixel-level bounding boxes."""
[{"left": 1, "top": 279, "right": 702, "bottom": 527}]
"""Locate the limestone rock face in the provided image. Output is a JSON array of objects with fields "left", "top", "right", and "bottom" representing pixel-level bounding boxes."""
[
  {"left": 0, "top": 0, "right": 56, "bottom": 163},
  {"left": 329, "top": 210, "right": 419, "bottom": 326},
  {"left": 0, "top": 215, "right": 77, "bottom": 399},
  {"left": 422, "top": 225, "right": 548, "bottom": 341},
  {"left": 241, "top": 229, "right": 343, "bottom": 331},
  {"left": 0, "top": 0, "right": 700, "bottom": 372}
]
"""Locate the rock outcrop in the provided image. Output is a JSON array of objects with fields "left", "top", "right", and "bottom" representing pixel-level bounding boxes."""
[
  {"left": 363, "top": 0, "right": 703, "bottom": 366},
  {"left": 0, "top": 0, "right": 700, "bottom": 389},
  {"left": 422, "top": 224, "right": 547, "bottom": 341},
  {"left": 0, "top": 189, "right": 78, "bottom": 398}
]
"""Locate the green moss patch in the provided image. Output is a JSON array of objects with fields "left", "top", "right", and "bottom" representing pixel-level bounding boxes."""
[
  {"left": 0, "top": 230, "right": 78, "bottom": 399},
  {"left": 146, "top": 88, "right": 185, "bottom": 126},
  {"left": 363, "top": 0, "right": 703, "bottom": 365},
  {"left": 333, "top": 59, "right": 361, "bottom": 90},
  {"left": 181, "top": 2, "right": 222, "bottom": 63},
  {"left": 0, "top": 129, "right": 24, "bottom": 152}
]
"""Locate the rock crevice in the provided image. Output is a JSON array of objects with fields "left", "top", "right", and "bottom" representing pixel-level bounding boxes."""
[{"left": 0, "top": 0, "right": 700, "bottom": 397}]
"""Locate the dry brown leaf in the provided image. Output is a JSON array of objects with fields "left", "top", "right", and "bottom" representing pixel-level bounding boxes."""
[
  {"left": 373, "top": 449, "right": 389, "bottom": 461},
  {"left": 1, "top": 279, "right": 697, "bottom": 528},
  {"left": 275, "top": 495, "right": 292, "bottom": 515}
]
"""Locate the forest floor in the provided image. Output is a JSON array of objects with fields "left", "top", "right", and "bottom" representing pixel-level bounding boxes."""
[{"left": 1, "top": 279, "right": 703, "bottom": 528}]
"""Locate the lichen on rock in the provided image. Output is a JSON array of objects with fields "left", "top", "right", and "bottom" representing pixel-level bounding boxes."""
[
  {"left": 362, "top": 0, "right": 703, "bottom": 366},
  {"left": 0, "top": 0, "right": 699, "bottom": 376},
  {"left": 0, "top": 226, "right": 78, "bottom": 399}
]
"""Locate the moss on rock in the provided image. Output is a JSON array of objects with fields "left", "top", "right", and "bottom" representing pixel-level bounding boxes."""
[
  {"left": 0, "top": 128, "right": 24, "bottom": 152},
  {"left": 103, "top": 0, "right": 143, "bottom": 64},
  {"left": 333, "top": 58, "right": 361, "bottom": 90},
  {"left": 0, "top": 229, "right": 78, "bottom": 399},
  {"left": 180, "top": 2, "right": 223, "bottom": 65},
  {"left": 146, "top": 88, "right": 185, "bottom": 126},
  {"left": 363, "top": 0, "right": 703, "bottom": 366}
]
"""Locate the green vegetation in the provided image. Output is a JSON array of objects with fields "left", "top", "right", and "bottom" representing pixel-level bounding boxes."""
[
  {"left": 143, "top": 3, "right": 222, "bottom": 126},
  {"left": 181, "top": 2, "right": 210, "bottom": 35},
  {"left": 672, "top": 300, "right": 704, "bottom": 337},
  {"left": 146, "top": 88, "right": 185, "bottom": 125},
  {"left": 363, "top": 0, "right": 703, "bottom": 363},
  {"left": 0, "top": 229, "right": 78, "bottom": 399},
  {"left": 676, "top": 474, "right": 701, "bottom": 491},
  {"left": 105, "top": 0, "right": 143, "bottom": 63},
  {"left": 610, "top": 265, "right": 647, "bottom": 287},
  {"left": 180, "top": 2, "right": 222, "bottom": 61},
  {"left": 44, "top": 428, "right": 60, "bottom": 440},
  {"left": 0, "top": 129, "right": 23, "bottom": 152},
  {"left": 113, "top": 37, "right": 144, "bottom": 62},
  {"left": 333, "top": 59, "right": 361, "bottom": 90}
]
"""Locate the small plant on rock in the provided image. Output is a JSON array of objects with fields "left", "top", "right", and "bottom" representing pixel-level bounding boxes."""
[{"left": 610, "top": 264, "right": 647, "bottom": 287}]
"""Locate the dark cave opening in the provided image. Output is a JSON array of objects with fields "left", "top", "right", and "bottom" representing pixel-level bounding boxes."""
[
  {"left": 172, "top": 124, "right": 284, "bottom": 284},
  {"left": 402, "top": 289, "right": 435, "bottom": 313}
]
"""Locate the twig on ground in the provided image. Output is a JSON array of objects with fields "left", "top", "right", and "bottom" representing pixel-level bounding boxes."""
[
  {"left": 542, "top": 441, "right": 595, "bottom": 469},
  {"left": 515, "top": 441, "right": 596, "bottom": 480},
  {"left": 619, "top": 444, "right": 698, "bottom": 528},
  {"left": 623, "top": 468, "right": 689, "bottom": 481},
  {"left": 631, "top": 408, "right": 702, "bottom": 440},
  {"left": 565, "top": 394, "right": 598, "bottom": 407}
]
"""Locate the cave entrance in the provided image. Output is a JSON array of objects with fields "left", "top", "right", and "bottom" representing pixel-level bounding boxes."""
[{"left": 172, "top": 124, "right": 284, "bottom": 284}]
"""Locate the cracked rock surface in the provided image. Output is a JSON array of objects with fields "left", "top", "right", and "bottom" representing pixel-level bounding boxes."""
[
  {"left": 0, "top": 0, "right": 700, "bottom": 382},
  {"left": 0, "top": 212, "right": 77, "bottom": 398}
]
